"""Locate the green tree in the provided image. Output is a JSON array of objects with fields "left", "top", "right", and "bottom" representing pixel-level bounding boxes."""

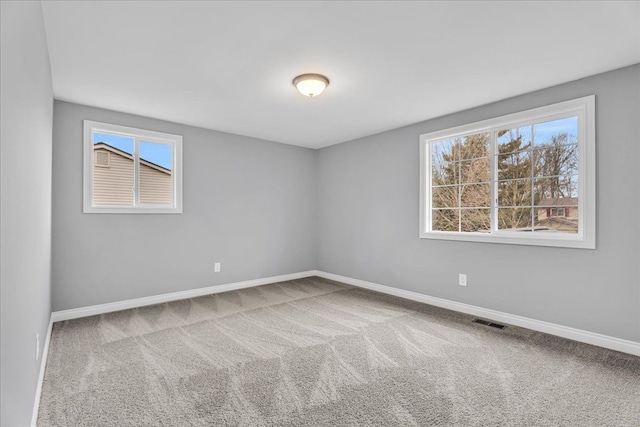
[
  {"left": 496, "top": 130, "right": 533, "bottom": 229},
  {"left": 432, "top": 133, "right": 490, "bottom": 232}
]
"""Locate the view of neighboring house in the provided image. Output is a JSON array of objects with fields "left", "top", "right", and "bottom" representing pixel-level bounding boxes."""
[
  {"left": 535, "top": 197, "right": 579, "bottom": 233},
  {"left": 93, "top": 142, "right": 173, "bottom": 205}
]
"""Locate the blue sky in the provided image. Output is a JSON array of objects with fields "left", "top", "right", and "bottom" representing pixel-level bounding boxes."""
[
  {"left": 94, "top": 132, "right": 173, "bottom": 170},
  {"left": 497, "top": 116, "right": 577, "bottom": 147},
  {"left": 432, "top": 116, "right": 579, "bottom": 163},
  {"left": 533, "top": 117, "right": 577, "bottom": 145}
]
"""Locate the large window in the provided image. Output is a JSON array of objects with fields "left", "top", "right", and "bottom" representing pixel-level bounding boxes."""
[
  {"left": 83, "top": 121, "right": 183, "bottom": 213},
  {"left": 420, "top": 96, "right": 595, "bottom": 248}
]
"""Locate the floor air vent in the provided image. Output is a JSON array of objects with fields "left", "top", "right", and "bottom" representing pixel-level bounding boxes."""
[{"left": 472, "top": 318, "right": 506, "bottom": 329}]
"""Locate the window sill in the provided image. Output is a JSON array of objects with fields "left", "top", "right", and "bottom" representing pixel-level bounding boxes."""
[
  {"left": 83, "top": 206, "right": 182, "bottom": 214},
  {"left": 419, "top": 231, "right": 595, "bottom": 249}
]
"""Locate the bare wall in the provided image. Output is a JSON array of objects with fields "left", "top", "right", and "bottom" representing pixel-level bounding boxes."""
[
  {"left": 52, "top": 102, "right": 317, "bottom": 311},
  {"left": 1, "top": 2, "right": 54, "bottom": 425},
  {"left": 317, "top": 65, "right": 640, "bottom": 342}
]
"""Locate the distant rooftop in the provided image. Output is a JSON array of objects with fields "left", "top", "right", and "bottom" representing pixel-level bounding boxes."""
[
  {"left": 537, "top": 197, "right": 578, "bottom": 206},
  {"left": 94, "top": 142, "right": 171, "bottom": 174}
]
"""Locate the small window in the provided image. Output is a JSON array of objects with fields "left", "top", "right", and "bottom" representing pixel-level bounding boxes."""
[
  {"left": 83, "top": 121, "right": 183, "bottom": 213},
  {"left": 420, "top": 96, "right": 595, "bottom": 249}
]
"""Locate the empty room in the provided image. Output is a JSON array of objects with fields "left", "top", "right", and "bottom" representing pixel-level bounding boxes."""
[{"left": 2, "top": 1, "right": 640, "bottom": 426}]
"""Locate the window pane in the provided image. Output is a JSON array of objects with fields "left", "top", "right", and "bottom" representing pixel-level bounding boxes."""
[
  {"left": 498, "top": 208, "right": 532, "bottom": 231},
  {"left": 460, "top": 132, "right": 490, "bottom": 160},
  {"left": 432, "top": 209, "right": 459, "bottom": 232},
  {"left": 497, "top": 126, "right": 532, "bottom": 154},
  {"left": 460, "top": 183, "right": 490, "bottom": 207},
  {"left": 432, "top": 185, "right": 459, "bottom": 209},
  {"left": 533, "top": 117, "right": 578, "bottom": 147},
  {"left": 497, "top": 179, "right": 532, "bottom": 207},
  {"left": 498, "top": 151, "right": 531, "bottom": 180},
  {"left": 432, "top": 160, "right": 459, "bottom": 186},
  {"left": 461, "top": 157, "right": 490, "bottom": 183},
  {"left": 139, "top": 141, "right": 173, "bottom": 205},
  {"left": 461, "top": 209, "right": 490, "bottom": 232},
  {"left": 92, "top": 132, "right": 134, "bottom": 206},
  {"left": 432, "top": 138, "right": 459, "bottom": 163},
  {"left": 533, "top": 144, "right": 578, "bottom": 177}
]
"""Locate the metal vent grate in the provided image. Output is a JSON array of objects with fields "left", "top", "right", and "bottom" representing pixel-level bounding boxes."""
[
  {"left": 472, "top": 318, "right": 506, "bottom": 329},
  {"left": 95, "top": 150, "right": 110, "bottom": 167}
]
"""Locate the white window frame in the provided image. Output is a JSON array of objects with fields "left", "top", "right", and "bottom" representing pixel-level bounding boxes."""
[
  {"left": 83, "top": 120, "right": 183, "bottom": 214},
  {"left": 419, "top": 95, "right": 595, "bottom": 249}
]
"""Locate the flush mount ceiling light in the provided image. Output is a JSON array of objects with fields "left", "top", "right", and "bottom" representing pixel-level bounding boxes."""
[{"left": 292, "top": 73, "right": 329, "bottom": 98}]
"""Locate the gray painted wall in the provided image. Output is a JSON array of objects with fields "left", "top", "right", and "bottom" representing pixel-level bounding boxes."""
[
  {"left": 1, "top": 2, "right": 54, "bottom": 425},
  {"left": 318, "top": 65, "right": 640, "bottom": 343},
  {"left": 52, "top": 102, "right": 317, "bottom": 311}
]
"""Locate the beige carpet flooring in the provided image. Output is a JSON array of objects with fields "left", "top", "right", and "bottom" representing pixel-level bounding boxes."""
[{"left": 38, "top": 277, "right": 640, "bottom": 426}]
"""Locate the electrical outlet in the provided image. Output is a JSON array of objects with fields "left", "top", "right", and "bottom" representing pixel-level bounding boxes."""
[
  {"left": 459, "top": 274, "right": 467, "bottom": 287},
  {"left": 36, "top": 334, "right": 40, "bottom": 361},
  {"left": 214, "top": 262, "right": 221, "bottom": 273}
]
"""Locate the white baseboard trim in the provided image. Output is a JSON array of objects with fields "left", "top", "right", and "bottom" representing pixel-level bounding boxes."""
[
  {"left": 49, "top": 269, "right": 640, "bottom": 357},
  {"left": 313, "top": 270, "right": 640, "bottom": 357},
  {"left": 51, "top": 271, "right": 317, "bottom": 323},
  {"left": 31, "top": 314, "right": 53, "bottom": 427}
]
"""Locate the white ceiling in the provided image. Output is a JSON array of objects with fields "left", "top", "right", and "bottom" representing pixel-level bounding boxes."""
[{"left": 42, "top": 1, "right": 640, "bottom": 149}]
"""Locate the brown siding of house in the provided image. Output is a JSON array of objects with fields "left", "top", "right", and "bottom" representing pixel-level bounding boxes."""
[
  {"left": 93, "top": 147, "right": 134, "bottom": 206},
  {"left": 139, "top": 162, "right": 172, "bottom": 204}
]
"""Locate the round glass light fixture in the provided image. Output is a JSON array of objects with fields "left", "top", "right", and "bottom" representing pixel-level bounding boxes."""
[{"left": 292, "top": 73, "right": 329, "bottom": 97}]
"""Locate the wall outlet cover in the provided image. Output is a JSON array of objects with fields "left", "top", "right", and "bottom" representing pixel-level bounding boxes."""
[{"left": 459, "top": 274, "right": 467, "bottom": 286}]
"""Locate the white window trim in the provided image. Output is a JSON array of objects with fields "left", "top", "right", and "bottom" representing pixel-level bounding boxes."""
[
  {"left": 419, "top": 95, "right": 595, "bottom": 249},
  {"left": 83, "top": 120, "right": 183, "bottom": 214}
]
